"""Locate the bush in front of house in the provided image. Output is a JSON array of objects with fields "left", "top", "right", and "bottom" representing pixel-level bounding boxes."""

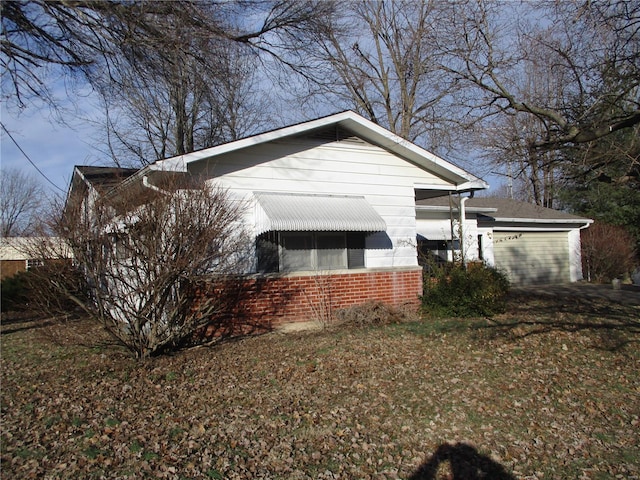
[
  {"left": 1, "top": 271, "right": 31, "bottom": 312},
  {"left": 334, "top": 300, "right": 420, "bottom": 328},
  {"left": 421, "top": 263, "right": 510, "bottom": 318},
  {"left": 1, "top": 265, "right": 88, "bottom": 316}
]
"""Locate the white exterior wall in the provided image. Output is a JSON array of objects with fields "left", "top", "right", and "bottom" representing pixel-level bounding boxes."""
[
  {"left": 415, "top": 214, "right": 481, "bottom": 263},
  {"left": 568, "top": 228, "right": 584, "bottom": 282},
  {"left": 460, "top": 215, "right": 480, "bottom": 263},
  {"left": 415, "top": 213, "right": 454, "bottom": 241},
  {"left": 191, "top": 139, "right": 454, "bottom": 272},
  {"left": 478, "top": 227, "right": 495, "bottom": 267}
]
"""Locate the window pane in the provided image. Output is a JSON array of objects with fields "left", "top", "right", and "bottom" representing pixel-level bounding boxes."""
[
  {"left": 282, "top": 233, "right": 313, "bottom": 271},
  {"left": 256, "top": 232, "right": 279, "bottom": 273},
  {"left": 347, "top": 232, "right": 365, "bottom": 268},
  {"left": 317, "top": 233, "right": 346, "bottom": 270}
]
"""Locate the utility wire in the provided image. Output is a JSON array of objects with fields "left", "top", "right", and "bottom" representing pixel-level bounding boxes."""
[{"left": 1, "top": 122, "right": 66, "bottom": 193}]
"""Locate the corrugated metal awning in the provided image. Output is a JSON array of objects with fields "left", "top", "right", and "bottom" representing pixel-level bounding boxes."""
[{"left": 255, "top": 192, "right": 386, "bottom": 235}]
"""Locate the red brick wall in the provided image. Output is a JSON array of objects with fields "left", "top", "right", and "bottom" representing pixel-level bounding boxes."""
[
  {"left": 198, "top": 267, "right": 423, "bottom": 333},
  {"left": 0, "top": 260, "right": 26, "bottom": 280}
]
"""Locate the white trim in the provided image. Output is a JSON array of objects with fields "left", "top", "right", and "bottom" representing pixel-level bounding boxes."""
[
  {"left": 491, "top": 217, "right": 593, "bottom": 225},
  {"left": 492, "top": 226, "right": 585, "bottom": 232},
  {"left": 416, "top": 205, "right": 497, "bottom": 214}
]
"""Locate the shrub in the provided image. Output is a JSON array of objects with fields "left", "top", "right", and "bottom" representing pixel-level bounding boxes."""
[
  {"left": 0, "top": 264, "right": 88, "bottom": 316},
  {"left": 581, "top": 222, "right": 636, "bottom": 283},
  {"left": 334, "top": 301, "right": 419, "bottom": 328},
  {"left": 421, "top": 263, "right": 510, "bottom": 318},
  {"left": 1, "top": 271, "right": 31, "bottom": 312}
]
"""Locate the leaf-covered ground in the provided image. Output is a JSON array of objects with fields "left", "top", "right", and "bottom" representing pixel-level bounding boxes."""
[{"left": 1, "top": 285, "right": 639, "bottom": 479}]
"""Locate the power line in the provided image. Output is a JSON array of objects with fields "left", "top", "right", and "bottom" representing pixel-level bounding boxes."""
[{"left": 1, "top": 122, "right": 66, "bottom": 193}]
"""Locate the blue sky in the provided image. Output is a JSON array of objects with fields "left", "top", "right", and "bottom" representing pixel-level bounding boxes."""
[
  {"left": 1, "top": 82, "right": 105, "bottom": 197},
  {"left": 1, "top": 82, "right": 503, "bottom": 198}
]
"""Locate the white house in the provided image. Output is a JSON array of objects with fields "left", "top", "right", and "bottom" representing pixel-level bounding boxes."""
[
  {"left": 0, "top": 237, "right": 71, "bottom": 281},
  {"left": 67, "top": 111, "right": 590, "bottom": 324}
]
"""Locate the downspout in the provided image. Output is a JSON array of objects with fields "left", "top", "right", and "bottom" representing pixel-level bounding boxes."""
[
  {"left": 448, "top": 192, "right": 455, "bottom": 263},
  {"left": 460, "top": 196, "right": 468, "bottom": 268}
]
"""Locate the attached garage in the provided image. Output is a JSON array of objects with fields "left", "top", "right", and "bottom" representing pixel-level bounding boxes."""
[
  {"left": 492, "top": 231, "right": 570, "bottom": 285},
  {"left": 415, "top": 197, "right": 593, "bottom": 286}
]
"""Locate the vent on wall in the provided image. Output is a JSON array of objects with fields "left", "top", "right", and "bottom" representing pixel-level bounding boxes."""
[{"left": 302, "top": 126, "right": 367, "bottom": 145}]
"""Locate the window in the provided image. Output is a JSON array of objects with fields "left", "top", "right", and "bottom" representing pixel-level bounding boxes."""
[
  {"left": 282, "top": 233, "right": 314, "bottom": 271},
  {"left": 26, "top": 259, "right": 44, "bottom": 271},
  {"left": 316, "top": 233, "right": 347, "bottom": 269},
  {"left": 256, "top": 232, "right": 367, "bottom": 273},
  {"left": 417, "top": 239, "right": 449, "bottom": 265}
]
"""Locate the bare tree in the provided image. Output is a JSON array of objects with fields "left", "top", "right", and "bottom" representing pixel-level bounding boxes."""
[
  {"left": 2, "top": 0, "right": 334, "bottom": 168},
  {"left": 476, "top": 50, "right": 569, "bottom": 207},
  {"left": 291, "top": 0, "right": 457, "bottom": 151},
  {"left": 99, "top": 37, "right": 269, "bottom": 164},
  {"left": 0, "top": 168, "right": 44, "bottom": 237},
  {"left": 438, "top": 1, "right": 640, "bottom": 150},
  {"left": 37, "top": 175, "right": 252, "bottom": 358}
]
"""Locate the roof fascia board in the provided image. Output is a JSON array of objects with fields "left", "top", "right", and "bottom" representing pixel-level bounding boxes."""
[
  {"left": 414, "top": 181, "right": 488, "bottom": 191},
  {"left": 416, "top": 205, "right": 498, "bottom": 214},
  {"left": 491, "top": 225, "right": 589, "bottom": 232},
  {"left": 337, "top": 115, "right": 487, "bottom": 188},
  {"left": 489, "top": 217, "right": 594, "bottom": 225}
]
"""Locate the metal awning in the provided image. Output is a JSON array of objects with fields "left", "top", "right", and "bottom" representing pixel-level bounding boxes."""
[{"left": 254, "top": 192, "right": 386, "bottom": 235}]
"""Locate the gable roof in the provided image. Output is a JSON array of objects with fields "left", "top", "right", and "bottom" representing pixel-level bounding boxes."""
[
  {"left": 417, "top": 196, "right": 592, "bottom": 224},
  {"left": 109, "top": 111, "right": 487, "bottom": 197},
  {"left": 72, "top": 166, "right": 139, "bottom": 194}
]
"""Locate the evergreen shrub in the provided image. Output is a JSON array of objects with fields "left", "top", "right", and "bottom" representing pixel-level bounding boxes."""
[{"left": 421, "top": 263, "right": 510, "bottom": 318}]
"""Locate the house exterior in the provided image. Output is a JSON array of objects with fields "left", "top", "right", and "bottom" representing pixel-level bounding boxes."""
[
  {"left": 1, "top": 237, "right": 36, "bottom": 280},
  {"left": 68, "top": 111, "right": 487, "bottom": 325},
  {"left": 416, "top": 197, "right": 593, "bottom": 285},
  {"left": 0, "top": 237, "right": 70, "bottom": 280},
  {"left": 67, "top": 111, "right": 592, "bottom": 326}
]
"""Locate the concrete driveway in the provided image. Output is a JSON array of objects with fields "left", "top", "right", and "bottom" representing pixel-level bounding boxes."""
[{"left": 511, "top": 283, "right": 640, "bottom": 307}]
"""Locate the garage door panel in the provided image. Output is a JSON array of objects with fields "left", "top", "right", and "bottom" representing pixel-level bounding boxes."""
[{"left": 493, "top": 231, "right": 569, "bottom": 285}]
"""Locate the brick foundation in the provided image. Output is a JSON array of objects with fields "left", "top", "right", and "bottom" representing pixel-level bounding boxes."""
[{"left": 197, "top": 267, "right": 423, "bottom": 334}]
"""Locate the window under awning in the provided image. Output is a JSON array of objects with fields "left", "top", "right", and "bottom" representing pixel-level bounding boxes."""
[{"left": 254, "top": 192, "right": 387, "bottom": 235}]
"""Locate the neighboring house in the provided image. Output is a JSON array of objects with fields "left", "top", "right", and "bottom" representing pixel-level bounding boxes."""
[
  {"left": 416, "top": 197, "right": 593, "bottom": 285},
  {"left": 66, "top": 111, "right": 591, "bottom": 324},
  {"left": 0, "top": 237, "right": 69, "bottom": 280}
]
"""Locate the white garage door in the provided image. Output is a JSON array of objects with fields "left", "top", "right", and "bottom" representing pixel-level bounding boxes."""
[{"left": 493, "top": 231, "right": 570, "bottom": 285}]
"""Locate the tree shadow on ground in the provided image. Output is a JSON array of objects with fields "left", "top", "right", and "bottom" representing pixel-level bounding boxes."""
[
  {"left": 0, "top": 311, "right": 84, "bottom": 336},
  {"left": 409, "top": 442, "right": 515, "bottom": 480},
  {"left": 470, "top": 285, "right": 640, "bottom": 351},
  {"left": 498, "top": 286, "right": 637, "bottom": 327}
]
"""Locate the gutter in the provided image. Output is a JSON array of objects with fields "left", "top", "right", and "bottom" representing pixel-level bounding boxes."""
[
  {"left": 142, "top": 175, "right": 169, "bottom": 194},
  {"left": 102, "top": 159, "right": 188, "bottom": 201},
  {"left": 416, "top": 205, "right": 498, "bottom": 214},
  {"left": 490, "top": 217, "right": 594, "bottom": 225}
]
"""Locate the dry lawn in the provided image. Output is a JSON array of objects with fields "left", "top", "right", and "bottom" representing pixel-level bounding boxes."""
[{"left": 1, "top": 286, "right": 639, "bottom": 479}]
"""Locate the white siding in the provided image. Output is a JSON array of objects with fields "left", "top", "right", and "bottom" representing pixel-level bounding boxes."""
[
  {"left": 478, "top": 227, "right": 494, "bottom": 266},
  {"left": 568, "top": 229, "right": 584, "bottom": 282},
  {"left": 493, "top": 231, "right": 570, "bottom": 285},
  {"left": 192, "top": 139, "right": 454, "bottom": 271},
  {"left": 415, "top": 214, "right": 481, "bottom": 263}
]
